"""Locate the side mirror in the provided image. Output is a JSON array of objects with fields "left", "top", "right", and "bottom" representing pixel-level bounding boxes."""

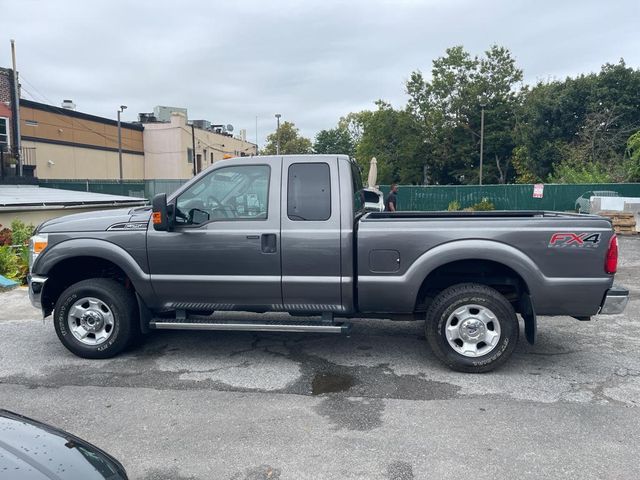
[{"left": 152, "top": 193, "right": 170, "bottom": 231}]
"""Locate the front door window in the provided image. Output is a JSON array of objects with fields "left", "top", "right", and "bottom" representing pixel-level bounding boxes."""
[{"left": 175, "top": 165, "right": 270, "bottom": 225}]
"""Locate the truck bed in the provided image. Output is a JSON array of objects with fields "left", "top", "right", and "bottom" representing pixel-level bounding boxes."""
[{"left": 356, "top": 210, "right": 614, "bottom": 316}]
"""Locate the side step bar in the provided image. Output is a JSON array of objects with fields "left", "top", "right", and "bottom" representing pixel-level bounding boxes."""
[{"left": 150, "top": 319, "right": 351, "bottom": 334}]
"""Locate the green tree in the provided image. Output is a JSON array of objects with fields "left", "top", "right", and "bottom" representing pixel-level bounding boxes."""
[
  {"left": 261, "top": 121, "right": 312, "bottom": 155},
  {"left": 352, "top": 101, "right": 424, "bottom": 184},
  {"left": 313, "top": 127, "right": 356, "bottom": 157},
  {"left": 515, "top": 60, "right": 640, "bottom": 182},
  {"left": 626, "top": 131, "right": 640, "bottom": 181},
  {"left": 406, "top": 45, "right": 523, "bottom": 184},
  {"left": 549, "top": 157, "right": 613, "bottom": 184}
]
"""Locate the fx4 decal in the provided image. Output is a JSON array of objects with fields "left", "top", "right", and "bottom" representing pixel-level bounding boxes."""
[{"left": 548, "top": 232, "right": 601, "bottom": 248}]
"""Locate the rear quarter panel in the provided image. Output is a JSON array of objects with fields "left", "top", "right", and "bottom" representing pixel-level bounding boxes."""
[{"left": 356, "top": 214, "right": 614, "bottom": 316}]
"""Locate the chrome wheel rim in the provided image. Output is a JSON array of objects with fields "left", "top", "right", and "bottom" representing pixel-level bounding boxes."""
[
  {"left": 445, "top": 304, "right": 501, "bottom": 358},
  {"left": 67, "top": 297, "right": 115, "bottom": 346}
]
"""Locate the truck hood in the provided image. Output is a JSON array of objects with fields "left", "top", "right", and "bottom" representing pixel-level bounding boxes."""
[{"left": 38, "top": 207, "right": 151, "bottom": 233}]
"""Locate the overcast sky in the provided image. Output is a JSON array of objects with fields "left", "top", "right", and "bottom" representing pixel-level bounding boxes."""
[{"left": 2, "top": 0, "right": 639, "bottom": 147}]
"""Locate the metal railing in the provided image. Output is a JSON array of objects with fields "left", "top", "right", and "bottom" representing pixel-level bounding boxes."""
[{"left": 0, "top": 145, "right": 37, "bottom": 180}]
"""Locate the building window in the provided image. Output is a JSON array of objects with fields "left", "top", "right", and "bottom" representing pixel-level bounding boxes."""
[
  {"left": 0, "top": 117, "right": 9, "bottom": 150},
  {"left": 287, "top": 163, "right": 331, "bottom": 221},
  {"left": 25, "top": 120, "right": 38, "bottom": 127},
  {"left": 187, "top": 147, "right": 193, "bottom": 163},
  {"left": 211, "top": 152, "right": 214, "bottom": 164}
]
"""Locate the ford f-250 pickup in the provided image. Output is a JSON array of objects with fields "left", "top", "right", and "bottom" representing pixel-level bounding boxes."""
[{"left": 27, "top": 155, "right": 629, "bottom": 372}]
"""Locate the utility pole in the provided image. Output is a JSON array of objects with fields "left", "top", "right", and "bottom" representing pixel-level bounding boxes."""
[
  {"left": 275, "top": 113, "right": 281, "bottom": 155},
  {"left": 255, "top": 115, "right": 258, "bottom": 150},
  {"left": 10, "top": 40, "right": 22, "bottom": 176},
  {"left": 191, "top": 123, "right": 197, "bottom": 176},
  {"left": 117, "top": 105, "right": 127, "bottom": 180},
  {"left": 479, "top": 101, "right": 487, "bottom": 185}
]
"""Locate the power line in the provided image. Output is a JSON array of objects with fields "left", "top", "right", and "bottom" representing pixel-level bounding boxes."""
[{"left": 19, "top": 74, "right": 139, "bottom": 148}]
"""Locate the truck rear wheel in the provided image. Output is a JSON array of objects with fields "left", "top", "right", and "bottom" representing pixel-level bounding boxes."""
[
  {"left": 425, "top": 283, "right": 519, "bottom": 373},
  {"left": 53, "top": 278, "right": 137, "bottom": 359}
]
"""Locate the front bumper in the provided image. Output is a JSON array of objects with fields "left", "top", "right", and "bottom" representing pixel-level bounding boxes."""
[
  {"left": 599, "top": 285, "right": 629, "bottom": 314},
  {"left": 27, "top": 274, "right": 47, "bottom": 310}
]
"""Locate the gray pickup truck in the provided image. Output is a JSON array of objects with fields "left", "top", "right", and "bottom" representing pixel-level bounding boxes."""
[{"left": 27, "top": 155, "right": 628, "bottom": 372}]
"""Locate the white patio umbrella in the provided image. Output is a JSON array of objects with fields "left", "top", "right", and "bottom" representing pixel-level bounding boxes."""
[{"left": 367, "top": 157, "right": 378, "bottom": 189}]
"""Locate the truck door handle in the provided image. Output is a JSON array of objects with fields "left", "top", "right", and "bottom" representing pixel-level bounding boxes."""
[{"left": 261, "top": 234, "right": 277, "bottom": 253}]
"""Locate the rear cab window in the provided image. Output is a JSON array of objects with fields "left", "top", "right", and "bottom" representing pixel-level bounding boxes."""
[{"left": 287, "top": 163, "right": 331, "bottom": 221}]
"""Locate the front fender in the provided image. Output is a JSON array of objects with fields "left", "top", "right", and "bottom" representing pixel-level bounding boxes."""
[{"left": 34, "top": 238, "right": 155, "bottom": 306}]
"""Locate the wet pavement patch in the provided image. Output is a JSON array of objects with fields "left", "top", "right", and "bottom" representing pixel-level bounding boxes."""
[
  {"left": 314, "top": 396, "right": 385, "bottom": 431},
  {"left": 231, "top": 464, "right": 281, "bottom": 480},
  {"left": 311, "top": 372, "right": 354, "bottom": 395},
  {"left": 387, "top": 461, "right": 415, "bottom": 480},
  {"left": 142, "top": 467, "right": 197, "bottom": 480}
]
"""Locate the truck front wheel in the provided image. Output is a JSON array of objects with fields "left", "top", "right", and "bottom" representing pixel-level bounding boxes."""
[
  {"left": 425, "top": 283, "right": 519, "bottom": 373},
  {"left": 53, "top": 278, "right": 137, "bottom": 359}
]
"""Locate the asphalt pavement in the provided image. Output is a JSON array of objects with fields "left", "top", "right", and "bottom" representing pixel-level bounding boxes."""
[{"left": 1, "top": 237, "right": 639, "bottom": 479}]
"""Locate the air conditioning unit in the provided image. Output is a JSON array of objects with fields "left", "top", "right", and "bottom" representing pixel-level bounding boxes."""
[
  {"left": 192, "top": 120, "right": 211, "bottom": 130},
  {"left": 138, "top": 113, "right": 157, "bottom": 123}
]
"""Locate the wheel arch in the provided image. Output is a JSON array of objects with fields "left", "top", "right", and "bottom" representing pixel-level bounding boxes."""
[
  {"left": 357, "top": 239, "right": 543, "bottom": 315},
  {"left": 36, "top": 239, "right": 153, "bottom": 318},
  {"left": 408, "top": 240, "right": 539, "bottom": 307},
  {"left": 409, "top": 240, "right": 539, "bottom": 345},
  {"left": 414, "top": 258, "right": 530, "bottom": 311}
]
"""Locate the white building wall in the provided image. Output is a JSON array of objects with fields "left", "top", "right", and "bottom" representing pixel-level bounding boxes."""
[{"left": 143, "top": 113, "right": 257, "bottom": 180}]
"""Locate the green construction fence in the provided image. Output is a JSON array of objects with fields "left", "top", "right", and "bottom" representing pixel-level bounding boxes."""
[{"left": 379, "top": 183, "right": 640, "bottom": 211}]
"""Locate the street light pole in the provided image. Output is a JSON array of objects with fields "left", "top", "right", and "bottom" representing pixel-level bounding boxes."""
[
  {"left": 117, "top": 105, "right": 127, "bottom": 180},
  {"left": 275, "top": 113, "right": 281, "bottom": 155},
  {"left": 10, "top": 40, "right": 22, "bottom": 177},
  {"left": 191, "top": 123, "right": 197, "bottom": 176},
  {"left": 479, "top": 102, "right": 486, "bottom": 186}
]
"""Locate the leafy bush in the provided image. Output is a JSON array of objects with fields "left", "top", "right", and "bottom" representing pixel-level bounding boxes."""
[
  {"left": 0, "top": 245, "right": 20, "bottom": 281},
  {"left": 0, "top": 225, "right": 11, "bottom": 246},
  {"left": 0, "top": 220, "right": 35, "bottom": 284},
  {"left": 15, "top": 246, "right": 30, "bottom": 282},
  {"left": 447, "top": 200, "right": 461, "bottom": 211},
  {"left": 10, "top": 220, "right": 34, "bottom": 246},
  {"left": 470, "top": 198, "right": 496, "bottom": 211},
  {"left": 549, "top": 158, "right": 613, "bottom": 183}
]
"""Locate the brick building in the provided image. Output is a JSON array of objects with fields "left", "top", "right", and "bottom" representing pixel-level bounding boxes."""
[{"left": 0, "top": 67, "right": 16, "bottom": 153}]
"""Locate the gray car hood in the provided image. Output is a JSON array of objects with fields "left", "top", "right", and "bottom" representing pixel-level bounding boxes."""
[
  {"left": 38, "top": 207, "right": 151, "bottom": 233},
  {"left": 0, "top": 410, "right": 127, "bottom": 479}
]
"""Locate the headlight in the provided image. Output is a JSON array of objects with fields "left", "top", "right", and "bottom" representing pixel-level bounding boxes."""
[{"left": 28, "top": 233, "right": 48, "bottom": 271}]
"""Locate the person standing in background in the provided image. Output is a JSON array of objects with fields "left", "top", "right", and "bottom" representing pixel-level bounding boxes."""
[{"left": 385, "top": 183, "right": 399, "bottom": 212}]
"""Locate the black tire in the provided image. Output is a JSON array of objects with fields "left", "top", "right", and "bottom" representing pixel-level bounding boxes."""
[
  {"left": 53, "top": 278, "right": 138, "bottom": 359},
  {"left": 425, "top": 283, "right": 519, "bottom": 373}
]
